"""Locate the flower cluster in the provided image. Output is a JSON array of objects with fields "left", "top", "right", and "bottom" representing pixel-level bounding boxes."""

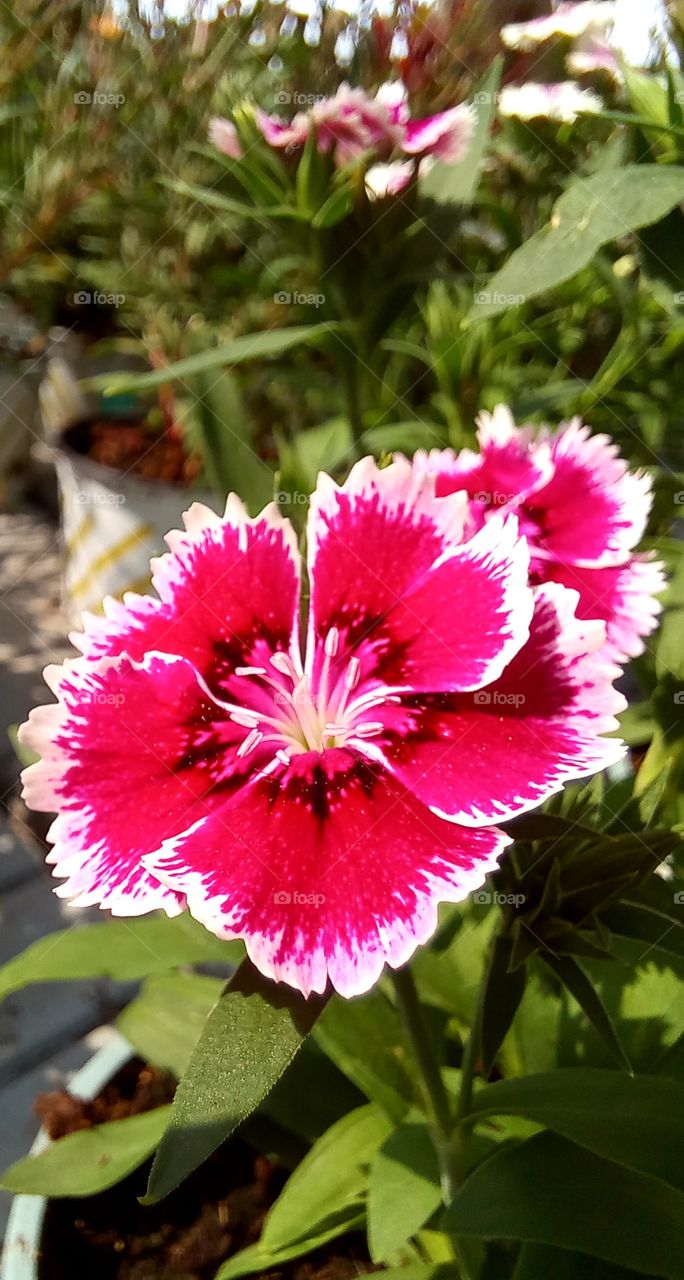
[
  {"left": 21, "top": 452, "right": 628, "bottom": 998},
  {"left": 500, "top": 1, "right": 620, "bottom": 122},
  {"left": 415, "top": 407, "right": 665, "bottom": 664},
  {"left": 209, "top": 82, "right": 474, "bottom": 197}
]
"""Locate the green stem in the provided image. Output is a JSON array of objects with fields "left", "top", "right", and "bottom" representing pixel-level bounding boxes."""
[
  {"left": 341, "top": 343, "right": 366, "bottom": 461},
  {"left": 391, "top": 967, "right": 456, "bottom": 1201}
]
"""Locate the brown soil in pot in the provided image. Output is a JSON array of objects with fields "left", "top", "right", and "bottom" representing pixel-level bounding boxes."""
[
  {"left": 36, "top": 1059, "right": 378, "bottom": 1280},
  {"left": 63, "top": 420, "right": 203, "bottom": 487}
]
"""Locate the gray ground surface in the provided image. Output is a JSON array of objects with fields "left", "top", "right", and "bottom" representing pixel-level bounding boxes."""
[{"left": 0, "top": 507, "right": 116, "bottom": 1237}]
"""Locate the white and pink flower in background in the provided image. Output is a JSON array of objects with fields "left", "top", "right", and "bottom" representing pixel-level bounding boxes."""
[
  {"left": 20, "top": 455, "right": 626, "bottom": 998},
  {"left": 415, "top": 407, "right": 665, "bottom": 665},
  {"left": 210, "top": 81, "right": 475, "bottom": 192}
]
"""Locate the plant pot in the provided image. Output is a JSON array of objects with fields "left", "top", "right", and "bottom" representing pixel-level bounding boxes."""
[
  {"left": 1, "top": 1030, "right": 374, "bottom": 1280},
  {"left": 54, "top": 423, "right": 213, "bottom": 625},
  {"left": 1, "top": 1030, "right": 134, "bottom": 1280}
]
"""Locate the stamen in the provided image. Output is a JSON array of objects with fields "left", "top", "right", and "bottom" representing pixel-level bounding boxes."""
[
  {"left": 345, "top": 656, "right": 361, "bottom": 690},
  {"left": 235, "top": 665, "right": 266, "bottom": 677},
  {"left": 351, "top": 721, "right": 384, "bottom": 738},
  {"left": 229, "top": 709, "right": 260, "bottom": 728},
  {"left": 324, "top": 626, "right": 340, "bottom": 657},
  {"left": 270, "top": 651, "right": 298, "bottom": 682},
  {"left": 237, "top": 728, "right": 263, "bottom": 757},
  {"left": 276, "top": 748, "right": 291, "bottom": 766}
]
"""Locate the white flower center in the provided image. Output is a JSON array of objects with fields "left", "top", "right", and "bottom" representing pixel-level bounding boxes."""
[{"left": 226, "top": 627, "right": 394, "bottom": 762}]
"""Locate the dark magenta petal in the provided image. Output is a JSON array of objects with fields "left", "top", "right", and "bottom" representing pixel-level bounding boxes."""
[
  {"left": 375, "top": 583, "right": 626, "bottom": 826},
  {"left": 72, "top": 498, "right": 301, "bottom": 698},
  {"left": 145, "top": 747, "right": 508, "bottom": 997},
  {"left": 19, "top": 652, "right": 253, "bottom": 915}
]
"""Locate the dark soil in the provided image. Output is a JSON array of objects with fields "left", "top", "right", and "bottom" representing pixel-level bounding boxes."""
[
  {"left": 36, "top": 1059, "right": 377, "bottom": 1280},
  {"left": 63, "top": 419, "right": 203, "bottom": 487}
]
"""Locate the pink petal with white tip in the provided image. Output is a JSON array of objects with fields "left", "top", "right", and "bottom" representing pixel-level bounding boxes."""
[
  {"left": 144, "top": 748, "right": 508, "bottom": 998},
  {"left": 533, "top": 419, "right": 654, "bottom": 566},
  {"left": 402, "top": 104, "right": 475, "bottom": 163},
  {"left": 72, "top": 497, "right": 301, "bottom": 700},
  {"left": 371, "top": 582, "right": 625, "bottom": 826},
  {"left": 254, "top": 107, "right": 310, "bottom": 149},
  {"left": 19, "top": 653, "right": 253, "bottom": 915},
  {"left": 208, "top": 116, "right": 243, "bottom": 159},
  {"left": 536, "top": 555, "right": 666, "bottom": 664},
  {"left": 306, "top": 456, "right": 532, "bottom": 694}
]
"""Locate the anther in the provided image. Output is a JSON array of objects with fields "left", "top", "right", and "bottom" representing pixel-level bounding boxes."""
[
  {"left": 237, "top": 728, "right": 263, "bottom": 757},
  {"left": 324, "top": 626, "right": 340, "bottom": 658},
  {"left": 229, "top": 709, "right": 260, "bottom": 728},
  {"left": 345, "top": 656, "right": 361, "bottom": 690}
]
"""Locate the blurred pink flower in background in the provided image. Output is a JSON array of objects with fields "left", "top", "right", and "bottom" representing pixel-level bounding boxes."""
[{"left": 416, "top": 407, "right": 665, "bottom": 664}]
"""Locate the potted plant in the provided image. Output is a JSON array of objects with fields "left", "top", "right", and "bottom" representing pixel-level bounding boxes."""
[{"left": 2, "top": 401, "right": 682, "bottom": 1278}]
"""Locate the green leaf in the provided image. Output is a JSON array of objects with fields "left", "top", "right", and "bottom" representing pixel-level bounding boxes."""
[
  {"left": 1, "top": 1106, "right": 170, "bottom": 1197},
  {"left": 118, "top": 972, "right": 223, "bottom": 1078},
  {"left": 312, "top": 184, "right": 354, "bottom": 228},
  {"left": 85, "top": 325, "right": 338, "bottom": 394},
  {"left": 367, "top": 1120, "right": 442, "bottom": 1262},
  {"left": 145, "top": 959, "right": 326, "bottom": 1202},
  {"left": 444, "top": 1132, "right": 684, "bottom": 1277},
  {"left": 467, "top": 1069, "right": 684, "bottom": 1190},
  {"left": 0, "top": 915, "right": 239, "bottom": 1001},
  {"left": 471, "top": 166, "right": 684, "bottom": 318},
  {"left": 421, "top": 60, "right": 502, "bottom": 206},
  {"left": 541, "top": 953, "right": 631, "bottom": 1072},
  {"left": 314, "top": 990, "right": 416, "bottom": 1122},
  {"left": 182, "top": 364, "right": 273, "bottom": 511},
  {"left": 514, "top": 1243, "right": 647, "bottom": 1280},
  {"left": 481, "top": 933, "right": 527, "bottom": 1074},
  {"left": 261, "top": 1104, "right": 393, "bottom": 1253},
  {"left": 214, "top": 1214, "right": 367, "bottom": 1280}
]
